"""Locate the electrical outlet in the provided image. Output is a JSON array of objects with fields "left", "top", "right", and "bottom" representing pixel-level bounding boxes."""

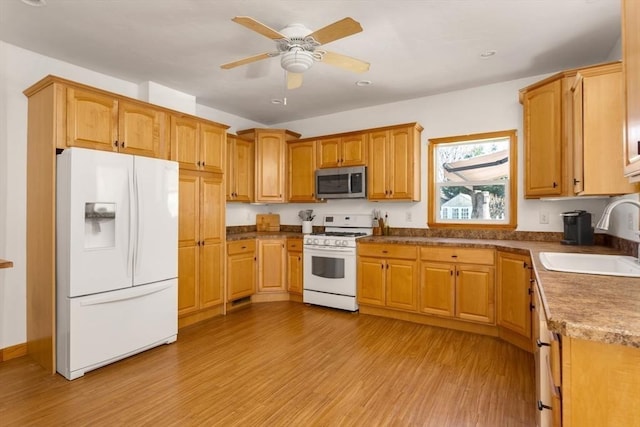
[
  {"left": 539, "top": 211, "right": 549, "bottom": 224},
  {"left": 406, "top": 212, "right": 412, "bottom": 222}
]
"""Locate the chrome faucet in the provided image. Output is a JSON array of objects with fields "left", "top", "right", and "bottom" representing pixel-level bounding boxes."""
[{"left": 596, "top": 198, "right": 640, "bottom": 263}]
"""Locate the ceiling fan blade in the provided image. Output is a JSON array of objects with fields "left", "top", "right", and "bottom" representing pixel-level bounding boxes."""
[
  {"left": 232, "top": 16, "right": 286, "bottom": 40},
  {"left": 321, "top": 51, "right": 370, "bottom": 73},
  {"left": 287, "top": 72, "right": 303, "bottom": 90},
  {"left": 220, "top": 52, "right": 273, "bottom": 70},
  {"left": 308, "top": 17, "right": 363, "bottom": 45}
]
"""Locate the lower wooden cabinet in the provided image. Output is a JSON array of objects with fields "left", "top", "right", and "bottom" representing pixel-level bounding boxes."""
[
  {"left": 420, "top": 247, "right": 496, "bottom": 325},
  {"left": 497, "top": 251, "right": 533, "bottom": 350},
  {"left": 357, "top": 244, "right": 419, "bottom": 310},
  {"left": 227, "top": 239, "right": 256, "bottom": 302},
  {"left": 286, "top": 238, "right": 303, "bottom": 295},
  {"left": 257, "top": 238, "right": 287, "bottom": 293}
]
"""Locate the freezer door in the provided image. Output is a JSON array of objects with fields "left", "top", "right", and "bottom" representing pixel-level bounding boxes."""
[
  {"left": 133, "top": 156, "right": 178, "bottom": 286},
  {"left": 57, "top": 148, "right": 134, "bottom": 297}
]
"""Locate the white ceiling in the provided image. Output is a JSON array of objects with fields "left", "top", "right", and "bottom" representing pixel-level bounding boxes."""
[{"left": 0, "top": 0, "right": 621, "bottom": 125}]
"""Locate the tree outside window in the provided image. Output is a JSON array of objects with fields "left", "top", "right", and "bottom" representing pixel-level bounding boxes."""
[{"left": 428, "top": 130, "right": 517, "bottom": 229}]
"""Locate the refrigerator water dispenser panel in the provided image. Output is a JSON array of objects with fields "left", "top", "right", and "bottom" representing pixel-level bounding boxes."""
[{"left": 84, "top": 202, "right": 116, "bottom": 249}]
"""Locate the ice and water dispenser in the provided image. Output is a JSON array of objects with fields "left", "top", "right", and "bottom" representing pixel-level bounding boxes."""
[{"left": 84, "top": 202, "right": 116, "bottom": 249}]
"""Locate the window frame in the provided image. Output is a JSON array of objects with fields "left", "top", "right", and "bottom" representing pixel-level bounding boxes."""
[{"left": 428, "top": 129, "right": 518, "bottom": 229}]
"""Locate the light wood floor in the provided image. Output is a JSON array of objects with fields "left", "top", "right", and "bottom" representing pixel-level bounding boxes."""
[{"left": 1, "top": 302, "right": 535, "bottom": 426}]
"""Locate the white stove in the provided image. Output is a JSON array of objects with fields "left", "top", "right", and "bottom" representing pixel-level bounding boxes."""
[{"left": 303, "top": 214, "right": 373, "bottom": 311}]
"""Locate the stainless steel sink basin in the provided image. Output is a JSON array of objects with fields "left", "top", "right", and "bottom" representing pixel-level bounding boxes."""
[{"left": 539, "top": 252, "right": 640, "bottom": 277}]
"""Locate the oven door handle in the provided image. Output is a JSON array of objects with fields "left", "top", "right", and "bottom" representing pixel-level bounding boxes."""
[{"left": 304, "top": 246, "right": 356, "bottom": 253}]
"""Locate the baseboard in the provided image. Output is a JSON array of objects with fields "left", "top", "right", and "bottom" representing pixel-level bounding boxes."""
[
  {"left": 251, "top": 292, "right": 290, "bottom": 303},
  {"left": 1, "top": 342, "right": 27, "bottom": 362},
  {"left": 178, "top": 305, "right": 224, "bottom": 329},
  {"left": 499, "top": 326, "right": 533, "bottom": 353}
]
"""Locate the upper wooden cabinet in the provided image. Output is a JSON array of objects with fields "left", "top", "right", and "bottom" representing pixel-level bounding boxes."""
[
  {"left": 316, "top": 133, "right": 367, "bottom": 168},
  {"left": 287, "top": 140, "right": 317, "bottom": 202},
  {"left": 521, "top": 62, "right": 636, "bottom": 198},
  {"left": 368, "top": 123, "right": 422, "bottom": 201},
  {"left": 237, "top": 128, "right": 301, "bottom": 203},
  {"left": 226, "top": 134, "right": 254, "bottom": 202},
  {"left": 623, "top": 0, "right": 640, "bottom": 179},
  {"left": 170, "top": 115, "right": 226, "bottom": 174},
  {"left": 571, "top": 63, "right": 637, "bottom": 195},
  {"left": 67, "top": 87, "right": 165, "bottom": 158}
]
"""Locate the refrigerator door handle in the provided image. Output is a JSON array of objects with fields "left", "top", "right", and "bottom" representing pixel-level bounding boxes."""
[
  {"left": 79, "top": 282, "right": 174, "bottom": 306},
  {"left": 127, "top": 167, "right": 135, "bottom": 279},
  {"left": 134, "top": 166, "right": 142, "bottom": 274}
]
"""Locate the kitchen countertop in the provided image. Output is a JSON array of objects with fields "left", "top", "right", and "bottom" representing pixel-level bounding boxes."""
[
  {"left": 226, "top": 231, "right": 640, "bottom": 348},
  {"left": 0, "top": 259, "right": 13, "bottom": 269},
  {"left": 359, "top": 236, "right": 640, "bottom": 348}
]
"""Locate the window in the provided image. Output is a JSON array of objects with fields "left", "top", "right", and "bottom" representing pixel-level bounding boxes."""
[{"left": 428, "top": 130, "right": 517, "bottom": 229}]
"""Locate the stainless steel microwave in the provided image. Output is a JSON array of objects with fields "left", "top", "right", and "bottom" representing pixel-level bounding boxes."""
[{"left": 315, "top": 166, "right": 367, "bottom": 199}]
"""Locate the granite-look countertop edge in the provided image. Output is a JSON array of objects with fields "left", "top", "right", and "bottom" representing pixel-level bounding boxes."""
[{"left": 358, "top": 236, "right": 640, "bottom": 348}]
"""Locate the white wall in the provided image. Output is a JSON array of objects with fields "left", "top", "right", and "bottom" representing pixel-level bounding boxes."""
[
  {"left": 0, "top": 42, "right": 261, "bottom": 349},
  {"left": 261, "top": 76, "right": 609, "bottom": 232}
]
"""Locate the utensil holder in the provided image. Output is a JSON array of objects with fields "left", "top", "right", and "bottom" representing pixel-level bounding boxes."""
[{"left": 302, "top": 221, "right": 313, "bottom": 234}]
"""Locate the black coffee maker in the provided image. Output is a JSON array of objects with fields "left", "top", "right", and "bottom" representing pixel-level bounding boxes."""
[{"left": 561, "top": 210, "right": 594, "bottom": 245}]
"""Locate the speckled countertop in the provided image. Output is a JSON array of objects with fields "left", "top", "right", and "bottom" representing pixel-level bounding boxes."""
[
  {"left": 360, "top": 236, "right": 640, "bottom": 348},
  {"left": 227, "top": 231, "right": 640, "bottom": 348}
]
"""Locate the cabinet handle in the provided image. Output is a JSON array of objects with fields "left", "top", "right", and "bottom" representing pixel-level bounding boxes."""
[
  {"left": 298, "top": 256, "right": 301, "bottom": 261},
  {"left": 450, "top": 270, "right": 453, "bottom": 276},
  {"left": 536, "top": 339, "right": 551, "bottom": 348},
  {"left": 202, "top": 161, "right": 205, "bottom": 167},
  {"left": 528, "top": 288, "right": 533, "bottom": 295},
  {"left": 456, "top": 270, "right": 459, "bottom": 276},
  {"left": 113, "top": 140, "right": 118, "bottom": 147},
  {"left": 573, "top": 178, "right": 580, "bottom": 185},
  {"left": 121, "top": 141, "right": 125, "bottom": 148},
  {"left": 537, "top": 401, "right": 552, "bottom": 411},
  {"left": 552, "top": 182, "right": 558, "bottom": 188},
  {"left": 382, "top": 250, "right": 388, "bottom": 254},
  {"left": 386, "top": 263, "right": 389, "bottom": 270},
  {"left": 530, "top": 303, "right": 535, "bottom": 311},
  {"left": 241, "top": 246, "right": 246, "bottom": 249},
  {"left": 451, "top": 255, "right": 458, "bottom": 258},
  {"left": 637, "top": 141, "right": 640, "bottom": 156},
  {"left": 381, "top": 263, "right": 384, "bottom": 269},
  {"left": 529, "top": 278, "right": 535, "bottom": 284}
]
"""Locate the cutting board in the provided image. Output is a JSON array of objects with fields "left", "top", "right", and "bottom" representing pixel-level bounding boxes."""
[{"left": 256, "top": 214, "right": 280, "bottom": 231}]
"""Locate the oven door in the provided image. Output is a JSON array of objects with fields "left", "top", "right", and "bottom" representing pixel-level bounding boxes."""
[{"left": 303, "top": 246, "right": 356, "bottom": 296}]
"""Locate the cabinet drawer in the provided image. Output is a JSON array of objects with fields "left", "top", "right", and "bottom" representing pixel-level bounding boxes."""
[
  {"left": 227, "top": 239, "right": 256, "bottom": 255},
  {"left": 287, "top": 239, "right": 303, "bottom": 252},
  {"left": 358, "top": 244, "right": 417, "bottom": 260},
  {"left": 420, "top": 247, "right": 494, "bottom": 265}
]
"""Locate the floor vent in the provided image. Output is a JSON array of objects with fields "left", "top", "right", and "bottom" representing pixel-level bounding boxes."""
[{"left": 231, "top": 296, "right": 251, "bottom": 306}]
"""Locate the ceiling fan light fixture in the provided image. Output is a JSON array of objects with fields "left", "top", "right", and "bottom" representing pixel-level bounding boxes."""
[{"left": 281, "top": 49, "right": 314, "bottom": 73}]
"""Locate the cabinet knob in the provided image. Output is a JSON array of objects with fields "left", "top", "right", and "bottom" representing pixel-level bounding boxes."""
[
  {"left": 530, "top": 303, "right": 535, "bottom": 311},
  {"left": 573, "top": 178, "right": 581, "bottom": 185},
  {"left": 202, "top": 161, "right": 205, "bottom": 167},
  {"left": 552, "top": 182, "right": 558, "bottom": 188},
  {"left": 121, "top": 141, "right": 125, "bottom": 148},
  {"left": 537, "top": 401, "right": 552, "bottom": 411},
  {"left": 113, "top": 141, "right": 118, "bottom": 147},
  {"left": 536, "top": 338, "right": 551, "bottom": 348}
]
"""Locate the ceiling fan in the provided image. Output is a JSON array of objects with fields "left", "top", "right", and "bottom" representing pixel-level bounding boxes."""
[{"left": 220, "top": 16, "right": 370, "bottom": 89}]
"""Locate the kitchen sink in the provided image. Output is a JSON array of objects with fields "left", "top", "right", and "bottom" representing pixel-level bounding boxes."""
[{"left": 538, "top": 252, "right": 640, "bottom": 277}]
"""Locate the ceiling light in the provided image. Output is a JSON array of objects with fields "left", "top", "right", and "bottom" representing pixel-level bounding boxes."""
[
  {"left": 20, "top": 0, "right": 46, "bottom": 6},
  {"left": 480, "top": 50, "right": 497, "bottom": 58},
  {"left": 355, "top": 80, "right": 372, "bottom": 87},
  {"left": 281, "top": 48, "right": 314, "bottom": 73}
]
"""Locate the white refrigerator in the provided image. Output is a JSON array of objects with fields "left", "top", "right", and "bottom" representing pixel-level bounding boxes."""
[{"left": 56, "top": 147, "right": 179, "bottom": 380}]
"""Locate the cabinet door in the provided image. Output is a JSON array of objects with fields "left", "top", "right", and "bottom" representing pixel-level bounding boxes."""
[
  {"left": 288, "top": 141, "right": 316, "bottom": 202},
  {"left": 200, "top": 174, "right": 224, "bottom": 244},
  {"left": 200, "top": 122, "right": 225, "bottom": 174},
  {"left": 388, "top": 127, "right": 414, "bottom": 200},
  {"left": 623, "top": 0, "right": 640, "bottom": 176},
  {"left": 317, "top": 137, "right": 341, "bottom": 168},
  {"left": 287, "top": 250, "right": 303, "bottom": 294},
  {"left": 368, "top": 130, "right": 389, "bottom": 200},
  {"left": 118, "top": 100, "right": 162, "bottom": 158},
  {"left": 357, "top": 256, "right": 386, "bottom": 306},
  {"left": 524, "top": 80, "right": 563, "bottom": 197},
  {"left": 456, "top": 265, "right": 495, "bottom": 324},
  {"left": 66, "top": 87, "right": 118, "bottom": 151},
  {"left": 386, "top": 258, "right": 418, "bottom": 311},
  {"left": 178, "top": 245, "right": 198, "bottom": 315},
  {"left": 341, "top": 133, "right": 367, "bottom": 166},
  {"left": 255, "top": 132, "right": 285, "bottom": 202},
  {"left": 227, "top": 250, "right": 256, "bottom": 302},
  {"left": 200, "top": 242, "right": 223, "bottom": 308},
  {"left": 257, "top": 239, "right": 286, "bottom": 292},
  {"left": 171, "top": 116, "right": 199, "bottom": 171},
  {"left": 234, "top": 138, "right": 254, "bottom": 202},
  {"left": 420, "top": 262, "right": 455, "bottom": 317},
  {"left": 178, "top": 171, "right": 199, "bottom": 247},
  {"left": 226, "top": 136, "right": 236, "bottom": 200},
  {"left": 497, "top": 253, "right": 531, "bottom": 338}
]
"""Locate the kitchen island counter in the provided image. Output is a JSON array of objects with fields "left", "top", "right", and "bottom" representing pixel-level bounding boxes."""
[{"left": 358, "top": 236, "right": 640, "bottom": 348}]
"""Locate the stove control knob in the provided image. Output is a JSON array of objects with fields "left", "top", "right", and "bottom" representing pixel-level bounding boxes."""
[
  {"left": 324, "top": 239, "right": 331, "bottom": 246},
  {"left": 312, "top": 239, "right": 319, "bottom": 245},
  {"left": 340, "top": 240, "right": 347, "bottom": 246}
]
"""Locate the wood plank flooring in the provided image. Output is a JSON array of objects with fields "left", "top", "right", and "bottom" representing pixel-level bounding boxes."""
[{"left": 0, "top": 302, "right": 535, "bottom": 426}]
